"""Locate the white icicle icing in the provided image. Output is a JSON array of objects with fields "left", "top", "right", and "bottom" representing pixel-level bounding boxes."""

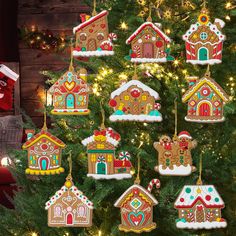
[
  {"left": 87, "top": 173, "right": 132, "bottom": 180},
  {"left": 157, "top": 164, "right": 192, "bottom": 176},
  {"left": 73, "top": 50, "right": 114, "bottom": 57},
  {"left": 109, "top": 114, "right": 162, "bottom": 122},
  {"left": 176, "top": 221, "right": 227, "bottom": 229}
]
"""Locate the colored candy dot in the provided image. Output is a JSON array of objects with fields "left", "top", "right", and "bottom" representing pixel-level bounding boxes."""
[
  {"left": 215, "top": 197, "right": 219, "bottom": 202},
  {"left": 190, "top": 195, "right": 194, "bottom": 200},
  {"left": 180, "top": 198, "right": 184, "bottom": 202},
  {"left": 205, "top": 195, "right": 211, "bottom": 201},
  {"left": 208, "top": 187, "right": 213, "bottom": 192},
  {"left": 185, "top": 187, "right": 191, "bottom": 193}
]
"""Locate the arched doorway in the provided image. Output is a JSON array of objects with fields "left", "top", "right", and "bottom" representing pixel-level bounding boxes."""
[
  {"left": 39, "top": 156, "right": 50, "bottom": 170},
  {"left": 66, "top": 94, "right": 75, "bottom": 109},
  {"left": 143, "top": 43, "right": 154, "bottom": 58},
  {"left": 87, "top": 39, "right": 97, "bottom": 51},
  {"left": 96, "top": 162, "right": 106, "bottom": 174},
  {"left": 198, "top": 102, "right": 211, "bottom": 116},
  {"left": 198, "top": 47, "right": 208, "bottom": 61},
  {"left": 66, "top": 213, "right": 73, "bottom": 225},
  {"left": 195, "top": 204, "right": 205, "bottom": 222}
]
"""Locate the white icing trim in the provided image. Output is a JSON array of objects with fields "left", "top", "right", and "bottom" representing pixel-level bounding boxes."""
[
  {"left": 114, "top": 184, "right": 158, "bottom": 207},
  {"left": 176, "top": 221, "right": 227, "bottom": 229},
  {"left": 185, "top": 116, "right": 225, "bottom": 123},
  {"left": 73, "top": 50, "right": 114, "bottom": 57},
  {"left": 52, "top": 109, "right": 89, "bottom": 112},
  {"left": 186, "top": 59, "right": 222, "bottom": 65},
  {"left": 157, "top": 164, "right": 193, "bottom": 176},
  {"left": 87, "top": 173, "right": 132, "bottom": 180},
  {"left": 110, "top": 80, "right": 159, "bottom": 99},
  {"left": 109, "top": 114, "right": 162, "bottom": 122},
  {"left": 0, "top": 64, "right": 19, "bottom": 81},
  {"left": 130, "top": 58, "right": 167, "bottom": 63}
]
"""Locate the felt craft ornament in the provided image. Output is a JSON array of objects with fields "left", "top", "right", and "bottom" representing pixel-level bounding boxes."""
[
  {"left": 109, "top": 67, "right": 162, "bottom": 122},
  {"left": 0, "top": 64, "right": 19, "bottom": 111},
  {"left": 81, "top": 104, "right": 132, "bottom": 180},
  {"left": 183, "top": 3, "right": 226, "bottom": 65},
  {"left": 114, "top": 155, "right": 160, "bottom": 233},
  {"left": 174, "top": 156, "right": 227, "bottom": 229},
  {"left": 154, "top": 100, "right": 197, "bottom": 176},
  {"left": 22, "top": 112, "right": 66, "bottom": 175},
  {"left": 182, "top": 66, "right": 229, "bottom": 123},
  {"left": 48, "top": 49, "right": 91, "bottom": 115},
  {"left": 125, "top": 6, "right": 174, "bottom": 63},
  {"left": 45, "top": 152, "right": 93, "bottom": 227},
  {"left": 72, "top": 0, "right": 117, "bottom": 57}
]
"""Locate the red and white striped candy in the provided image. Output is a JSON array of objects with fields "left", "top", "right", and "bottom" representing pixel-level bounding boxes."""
[
  {"left": 147, "top": 179, "right": 161, "bottom": 193},
  {"left": 108, "top": 33, "right": 117, "bottom": 41},
  {"left": 133, "top": 45, "right": 141, "bottom": 57}
]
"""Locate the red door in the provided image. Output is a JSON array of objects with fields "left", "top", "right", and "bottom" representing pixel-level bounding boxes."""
[
  {"left": 143, "top": 43, "right": 154, "bottom": 58},
  {"left": 66, "top": 213, "right": 73, "bottom": 225},
  {"left": 199, "top": 103, "right": 210, "bottom": 116}
]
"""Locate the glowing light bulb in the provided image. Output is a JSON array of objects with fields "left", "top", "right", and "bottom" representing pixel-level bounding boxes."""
[
  {"left": 31, "top": 233, "right": 38, "bottom": 236},
  {"left": 225, "top": 2, "right": 232, "bottom": 9},
  {"left": 225, "top": 15, "right": 231, "bottom": 21},
  {"left": 120, "top": 21, "right": 128, "bottom": 30},
  {"left": 229, "top": 77, "right": 233, "bottom": 81},
  {"left": 173, "top": 59, "right": 179, "bottom": 66},
  {"left": 166, "top": 29, "right": 171, "bottom": 34}
]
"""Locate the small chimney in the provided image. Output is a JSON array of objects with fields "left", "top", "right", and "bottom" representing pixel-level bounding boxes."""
[
  {"left": 186, "top": 76, "right": 198, "bottom": 88},
  {"left": 80, "top": 13, "right": 87, "bottom": 23},
  {"left": 25, "top": 129, "right": 35, "bottom": 140},
  {"left": 214, "top": 18, "right": 225, "bottom": 29}
]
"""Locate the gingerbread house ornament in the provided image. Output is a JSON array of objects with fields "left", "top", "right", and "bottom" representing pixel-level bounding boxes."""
[
  {"left": 174, "top": 185, "right": 227, "bottom": 229},
  {"left": 154, "top": 131, "right": 197, "bottom": 176},
  {"left": 182, "top": 69, "right": 229, "bottom": 123},
  {"left": 48, "top": 66, "right": 91, "bottom": 115},
  {"left": 125, "top": 14, "right": 174, "bottom": 63},
  {"left": 109, "top": 76, "right": 162, "bottom": 122},
  {"left": 45, "top": 172, "right": 93, "bottom": 227},
  {"left": 72, "top": 10, "right": 117, "bottom": 57},
  {"left": 22, "top": 123, "right": 66, "bottom": 175},
  {"left": 81, "top": 127, "right": 132, "bottom": 180},
  {"left": 114, "top": 178, "right": 160, "bottom": 233},
  {"left": 183, "top": 7, "right": 226, "bottom": 65}
]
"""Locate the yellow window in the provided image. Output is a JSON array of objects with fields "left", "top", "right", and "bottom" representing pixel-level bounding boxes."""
[
  {"left": 91, "top": 154, "right": 96, "bottom": 162},
  {"left": 124, "top": 95, "right": 129, "bottom": 100},
  {"left": 107, "top": 154, "right": 113, "bottom": 162},
  {"left": 97, "top": 144, "right": 105, "bottom": 149},
  {"left": 142, "top": 95, "right": 147, "bottom": 101}
]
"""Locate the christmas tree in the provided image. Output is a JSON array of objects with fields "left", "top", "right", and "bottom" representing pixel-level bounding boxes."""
[{"left": 0, "top": 0, "right": 236, "bottom": 235}]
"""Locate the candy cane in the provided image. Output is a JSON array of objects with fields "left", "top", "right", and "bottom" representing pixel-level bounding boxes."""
[
  {"left": 133, "top": 45, "right": 141, "bottom": 58},
  {"left": 187, "top": 212, "right": 194, "bottom": 222},
  {"left": 147, "top": 179, "right": 161, "bottom": 192},
  {"left": 206, "top": 212, "right": 213, "bottom": 221}
]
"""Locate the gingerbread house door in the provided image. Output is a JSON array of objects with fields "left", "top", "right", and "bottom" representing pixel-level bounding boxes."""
[
  {"left": 198, "top": 102, "right": 211, "bottom": 116},
  {"left": 66, "top": 213, "right": 73, "bottom": 225},
  {"left": 39, "top": 156, "right": 50, "bottom": 170},
  {"left": 143, "top": 43, "right": 154, "bottom": 58},
  {"left": 131, "top": 101, "right": 140, "bottom": 114},
  {"left": 87, "top": 39, "right": 97, "bottom": 51},
  {"left": 195, "top": 204, "right": 205, "bottom": 222},
  {"left": 66, "top": 94, "right": 75, "bottom": 109},
  {"left": 198, "top": 47, "right": 208, "bottom": 61},
  {"left": 96, "top": 161, "right": 106, "bottom": 174}
]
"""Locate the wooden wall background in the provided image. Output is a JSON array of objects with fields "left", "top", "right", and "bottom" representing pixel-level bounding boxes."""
[{"left": 18, "top": 0, "right": 89, "bottom": 127}]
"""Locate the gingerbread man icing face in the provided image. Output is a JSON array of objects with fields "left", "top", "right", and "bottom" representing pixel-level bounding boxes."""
[{"left": 159, "top": 135, "right": 171, "bottom": 144}]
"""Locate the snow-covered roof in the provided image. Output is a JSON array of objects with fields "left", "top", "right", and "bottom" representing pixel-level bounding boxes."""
[
  {"left": 183, "top": 20, "right": 226, "bottom": 44},
  {"left": 114, "top": 184, "right": 158, "bottom": 207},
  {"left": 175, "top": 185, "right": 224, "bottom": 208},
  {"left": 45, "top": 184, "right": 93, "bottom": 210},
  {"left": 111, "top": 80, "right": 159, "bottom": 99},
  {"left": 73, "top": 10, "right": 108, "bottom": 34},
  {"left": 0, "top": 64, "right": 19, "bottom": 81},
  {"left": 126, "top": 22, "right": 171, "bottom": 44},
  {"left": 182, "top": 76, "right": 229, "bottom": 103},
  {"left": 81, "top": 128, "right": 120, "bottom": 147}
]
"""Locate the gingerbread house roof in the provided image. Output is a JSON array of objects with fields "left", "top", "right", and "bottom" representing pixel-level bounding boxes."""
[
  {"left": 111, "top": 80, "right": 159, "bottom": 99},
  {"left": 48, "top": 70, "right": 88, "bottom": 95},
  {"left": 82, "top": 128, "right": 120, "bottom": 147},
  {"left": 126, "top": 22, "right": 171, "bottom": 44},
  {"left": 175, "top": 185, "right": 224, "bottom": 208},
  {"left": 114, "top": 184, "right": 158, "bottom": 207},
  {"left": 45, "top": 184, "right": 93, "bottom": 210},
  {"left": 183, "top": 19, "right": 226, "bottom": 44},
  {"left": 0, "top": 64, "right": 19, "bottom": 81},
  {"left": 182, "top": 76, "right": 229, "bottom": 103},
  {"left": 22, "top": 130, "right": 66, "bottom": 149},
  {"left": 73, "top": 10, "right": 108, "bottom": 34}
]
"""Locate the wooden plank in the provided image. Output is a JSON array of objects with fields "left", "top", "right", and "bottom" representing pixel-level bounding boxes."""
[
  {"left": 21, "top": 100, "right": 44, "bottom": 117},
  {"left": 21, "top": 83, "right": 45, "bottom": 100},
  {"left": 18, "top": 12, "right": 80, "bottom": 30},
  {"left": 19, "top": 0, "right": 90, "bottom": 14},
  {"left": 20, "top": 65, "right": 68, "bottom": 83},
  {"left": 19, "top": 48, "right": 70, "bottom": 65}
]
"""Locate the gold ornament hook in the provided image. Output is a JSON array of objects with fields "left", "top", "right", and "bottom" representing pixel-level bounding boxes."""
[
  {"left": 197, "top": 155, "right": 203, "bottom": 185},
  {"left": 205, "top": 64, "right": 211, "bottom": 77},
  {"left": 69, "top": 39, "right": 74, "bottom": 72},
  {"left": 147, "top": 3, "right": 153, "bottom": 22},
  {"left": 92, "top": 0, "right": 97, "bottom": 16},
  {"left": 134, "top": 141, "right": 144, "bottom": 185},
  {"left": 42, "top": 90, "right": 47, "bottom": 131},
  {"left": 100, "top": 99, "right": 106, "bottom": 130},
  {"left": 173, "top": 98, "right": 178, "bottom": 140},
  {"left": 132, "top": 63, "right": 138, "bottom": 80},
  {"left": 67, "top": 150, "right": 73, "bottom": 179}
]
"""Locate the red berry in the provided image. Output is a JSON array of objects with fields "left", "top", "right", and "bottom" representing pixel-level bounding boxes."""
[
  {"left": 131, "top": 53, "right": 137, "bottom": 58},
  {"left": 109, "top": 99, "right": 117, "bottom": 107},
  {"left": 156, "top": 41, "right": 163, "bottom": 48}
]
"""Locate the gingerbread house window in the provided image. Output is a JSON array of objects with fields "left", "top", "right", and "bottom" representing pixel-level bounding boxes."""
[
  {"left": 97, "top": 33, "right": 104, "bottom": 41},
  {"left": 54, "top": 205, "right": 62, "bottom": 217},
  {"left": 80, "top": 33, "right": 87, "bottom": 41},
  {"left": 77, "top": 205, "right": 87, "bottom": 217},
  {"left": 200, "top": 32, "right": 208, "bottom": 40}
]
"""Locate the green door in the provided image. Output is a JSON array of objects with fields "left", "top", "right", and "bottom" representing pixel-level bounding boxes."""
[
  {"left": 97, "top": 162, "right": 106, "bottom": 174},
  {"left": 198, "top": 47, "right": 208, "bottom": 61}
]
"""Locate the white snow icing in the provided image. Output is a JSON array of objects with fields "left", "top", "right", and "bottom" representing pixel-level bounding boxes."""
[
  {"left": 186, "top": 59, "right": 222, "bottom": 65},
  {"left": 110, "top": 80, "right": 159, "bottom": 99},
  {"left": 73, "top": 50, "right": 114, "bottom": 57},
  {"left": 157, "top": 164, "right": 192, "bottom": 176},
  {"left": 176, "top": 221, "right": 227, "bottom": 229},
  {"left": 185, "top": 116, "right": 225, "bottom": 123},
  {"left": 87, "top": 173, "right": 132, "bottom": 180},
  {"left": 130, "top": 58, "right": 167, "bottom": 63},
  {"left": 109, "top": 114, "right": 162, "bottom": 122}
]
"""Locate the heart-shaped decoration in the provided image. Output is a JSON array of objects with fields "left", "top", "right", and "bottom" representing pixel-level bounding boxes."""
[
  {"left": 128, "top": 211, "right": 145, "bottom": 226},
  {"left": 89, "top": 29, "right": 94, "bottom": 33},
  {"left": 65, "top": 81, "right": 75, "bottom": 91},
  {"left": 100, "top": 24, "right": 106, "bottom": 29}
]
